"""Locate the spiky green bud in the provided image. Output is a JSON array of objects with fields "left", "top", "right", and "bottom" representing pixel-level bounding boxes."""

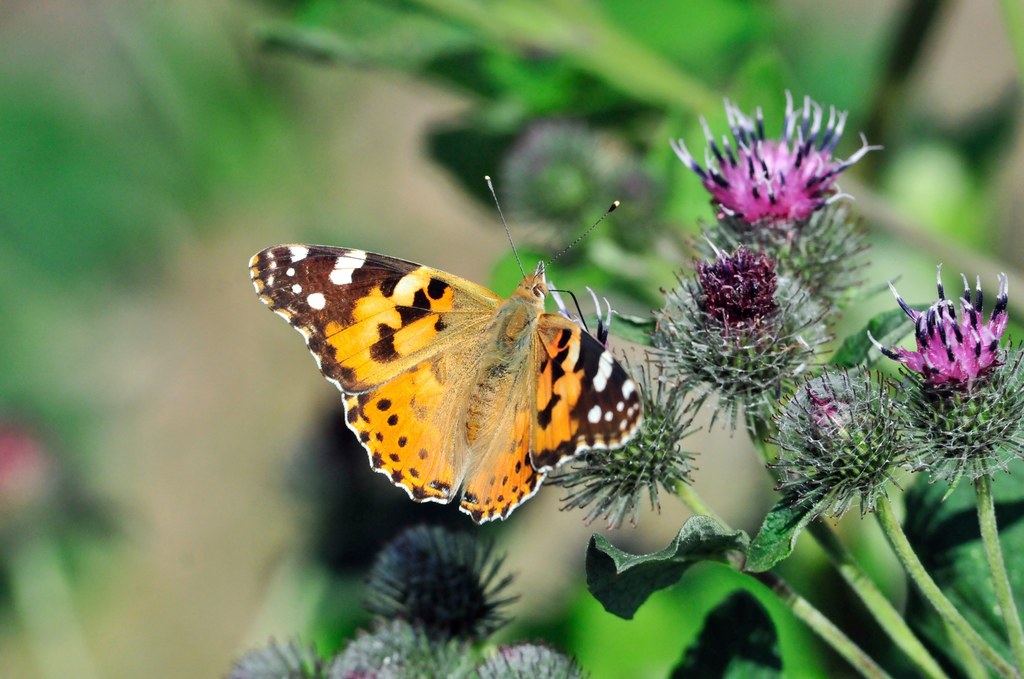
[
  {"left": 475, "top": 643, "right": 589, "bottom": 679},
  {"left": 363, "top": 526, "right": 515, "bottom": 641},
  {"left": 773, "top": 370, "right": 905, "bottom": 518},
  {"left": 553, "top": 361, "right": 695, "bottom": 528}
]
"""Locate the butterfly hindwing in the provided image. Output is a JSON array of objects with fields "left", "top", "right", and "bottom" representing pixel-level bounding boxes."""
[
  {"left": 531, "top": 315, "right": 643, "bottom": 471},
  {"left": 343, "top": 356, "right": 469, "bottom": 504}
]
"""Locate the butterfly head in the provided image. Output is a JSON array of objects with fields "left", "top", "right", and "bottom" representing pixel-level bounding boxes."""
[{"left": 512, "top": 261, "right": 549, "bottom": 307}]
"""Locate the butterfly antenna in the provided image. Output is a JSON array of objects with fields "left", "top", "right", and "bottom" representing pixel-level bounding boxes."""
[
  {"left": 485, "top": 175, "right": 525, "bottom": 277},
  {"left": 551, "top": 200, "right": 620, "bottom": 262}
]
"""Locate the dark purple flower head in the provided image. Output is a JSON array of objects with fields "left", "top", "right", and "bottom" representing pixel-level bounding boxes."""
[
  {"left": 872, "top": 266, "right": 1009, "bottom": 387},
  {"left": 671, "top": 93, "right": 879, "bottom": 224},
  {"left": 697, "top": 246, "right": 778, "bottom": 328}
]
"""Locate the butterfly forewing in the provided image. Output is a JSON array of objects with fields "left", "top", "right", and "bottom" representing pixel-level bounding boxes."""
[{"left": 249, "top": 245, "right": 500, "bottom": 391}]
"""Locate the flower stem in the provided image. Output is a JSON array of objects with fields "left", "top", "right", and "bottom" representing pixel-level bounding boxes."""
[
  {"left": 976, "top": 474, "right": 1024, "bottom": 674},
  {"left": 876, "top": 495, "right": 1018, "bottom": 679},
  {"left": 752, "top": 570, "right": 892, "bottom": 679},
  {"left": 808, "top": 522, "right": 950, "bottom": 679},
  {"left": 675, "top": 480, "right": 726, "bottom": 526},
  {"left": 1000, "top": 0, "right": 1024, "bottom": 93}
]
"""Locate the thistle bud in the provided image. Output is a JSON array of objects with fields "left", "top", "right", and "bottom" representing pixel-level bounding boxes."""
[
  {"left": 363, "top": 526, "right": 515, "bottom": 640},
  {"left": 774, "top": 371, "right": 905, "bottom": 517}
]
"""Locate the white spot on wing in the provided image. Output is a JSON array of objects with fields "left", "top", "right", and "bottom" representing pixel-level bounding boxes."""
[
  {"left": 616, "top": 401, "right": 624, "bottom": 412},
  {"left": 290, "top": 246, "right": 309, "bottom": 262},
  {"left": 307, "top": 292, "right": 326, "bottom": 310},
  {"left": 622, "top": 380, "right": 636, "bottom": 399},
  {"left": 604, "top": 410, "right": 613, "bottom": 422},
  {"left": 587, "top": 405, "right": 602, "bottom": 423},
  {"left": 593, "top": 351, "right": 614, "bottom": 392},
  {"left": 286, "top": 267, "right": 295, "bottom": 276},
  {"left": 292, "top": 284, "right": 302, "bottom": 293},
  {"left": 330, "top": 250, "right": 367, "bottom": 285}
]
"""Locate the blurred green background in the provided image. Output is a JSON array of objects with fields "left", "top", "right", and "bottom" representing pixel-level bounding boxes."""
[{"left": 1, "top": 1, "right": 1023, "bottom": 677}]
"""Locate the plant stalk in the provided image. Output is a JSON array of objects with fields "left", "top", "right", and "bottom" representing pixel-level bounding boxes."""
[
  {"left": 877, "top": 495, "right": 1018, "bottom": 678},
  {"left": 976, "top": 474, "right": 1024, "bottom": 674},
  {"left": 752, "top": 570, "right": 892, "bottom": 679},
  {"left": 808, "top": 522, "right": 950, "bottom": 679}
]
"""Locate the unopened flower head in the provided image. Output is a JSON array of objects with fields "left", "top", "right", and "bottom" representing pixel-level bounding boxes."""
[
  {"left": 228, "top": 639, "right": 326, "bottom": 679},
  {"left": 554, "top": 361, "right": 695, "bottom": 528},
  {"left": 363, "top": 526, "right": 515, "bottom": 641},
  {"left": 653, "top": 247, "right": 828, "bottom": 427},
  {"left": 671, "top": 92, "right": 878, "bottom": 225},
  {"left": 871, "top": 266, "right": 1009, "bottom": 387},
  {"left": 476, "top": 643, "right": 589, "bottom": 679},
  {"left": 502, "top": 120, "right": 663, "bottom": 252},
  {"left": 774, "top": 371, "right": 905, "bottom": 518},
  {"left": 330, "top": 619, "right": 470, "bottom": 679}
]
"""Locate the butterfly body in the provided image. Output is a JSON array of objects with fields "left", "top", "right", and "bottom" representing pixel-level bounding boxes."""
[{"left": 250, "top": 245, "right": 642, "bottom": 522}]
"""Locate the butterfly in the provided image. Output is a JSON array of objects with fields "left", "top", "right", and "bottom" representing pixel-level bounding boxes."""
[{"left": 249, "top": 245, "right": 643, "bottom": 522}]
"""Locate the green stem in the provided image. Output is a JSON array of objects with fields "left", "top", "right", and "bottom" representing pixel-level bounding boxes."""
[
  {"left": 675, "top": 481, "right": 727, "bottom": 526},
  {"left": 876, "top": 495, "right": 1018, "bottom": 679},
  {"left": 808, "top": 523, "right": 950, "bottom": 679},
  {"left": 976, "top": 474, "right": 1024, "bottom": 674},
  {"left": 945, "top": 616, "right": 992, "bottom": 679},
  {"left": 752, "top": 570, "right": 892, "bottom": 679},
  {"left": 1000, "top": 0, "right": 1024, "bottom": 92}
]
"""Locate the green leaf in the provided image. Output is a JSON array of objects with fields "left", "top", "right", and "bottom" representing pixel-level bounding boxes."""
[
  {"left": 671, "top": 591, "right": 782, "bottom": 679},
  {"left": 586, "top": 516, "right": 748, "bottom": 619},
  {"left": 830, "top": 306, "right": 923, "bottom": 368},
  {"left": 903, "top": 460, "right": 1024, "bottom": 669},
  {"left": 745, "top": 495, "right": 828, "bottom": 573},
  {"left": 610, "top": 314, "right": 654, "bottom": 346}
]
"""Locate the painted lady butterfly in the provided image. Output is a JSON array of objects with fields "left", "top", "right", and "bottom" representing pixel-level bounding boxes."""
[{"left": 249, "top": 245, "right": 643, "bottom": 522}]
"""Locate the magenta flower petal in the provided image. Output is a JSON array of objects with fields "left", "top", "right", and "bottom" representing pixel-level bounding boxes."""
[
  {"left": 872, "top": 267, "right": 1009, "bottom": 386},
  {"left": 671, "top": 93, "right": 880, "bottom": 224}
]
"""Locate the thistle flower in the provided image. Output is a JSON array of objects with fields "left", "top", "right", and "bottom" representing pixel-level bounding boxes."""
[
  {"left": 363, "top": 526, "right": 516, "bottom": 641},
  {"left": 553, "top": 360, "right": 696, "bottom": 528},
  {"left": 475, "top": 643, "right": 589, "bottom": 679},
  {"left": 501, "top": 120, "right": 663, "bottom": 252},
  {"left": 228, "top": 639, "right": 326, "bottom": 679},
  {"left": 329, "top": 619, "right": 471, "bottom": 679},
  {"left": 875, "top": 268, "right": 1023, "bottom": 485},
  {"left": 671, "top": 92, "right": 878, "bottom": 225},
  {"left": 896, "top": 345, "right": 1024, "bottom": 485},
  {"left": 653, "top": 246, "right": 828, "bottom": 427},
  {"left": 701, "top": 203, "right": 867, "bottom": 307},
  {"left": 773, "top": 370, "right": 905, "bottom": 518},
  {"left": 696, "top": 246, "right": 777, "bottom": 327},
  {"left": 871, "top": 266, "right": 1009, "bottom": 387}
]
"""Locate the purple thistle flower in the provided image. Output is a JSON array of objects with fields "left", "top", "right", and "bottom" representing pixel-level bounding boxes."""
[
  {"left": 696, "top": 246, "right": 778, "bottom": 330},
  {"left": 871, "top": 266, "right": 1009, "bottom": 387},
  {"left": 671, "top": 93, "right": 880, "bottom": 224}
]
